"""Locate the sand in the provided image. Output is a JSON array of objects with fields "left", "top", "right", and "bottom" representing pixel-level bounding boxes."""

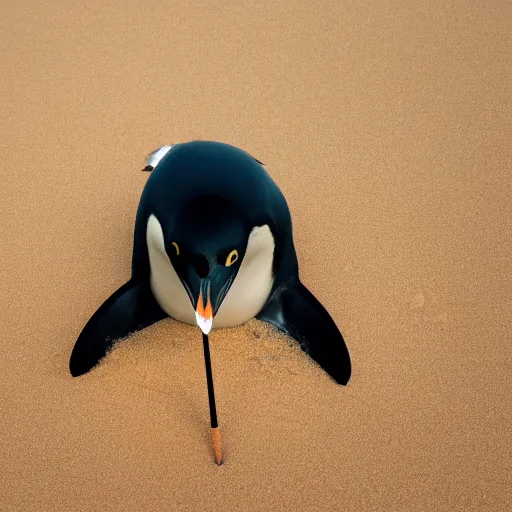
[{"left": 1, "top": 1, "right": 511, "bottom": 510}]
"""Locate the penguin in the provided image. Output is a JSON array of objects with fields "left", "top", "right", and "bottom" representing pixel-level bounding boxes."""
[{"left": 69, "top": 141, "right": 351, "bottom": 384}]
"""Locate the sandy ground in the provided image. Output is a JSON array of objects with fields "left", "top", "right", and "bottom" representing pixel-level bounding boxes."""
[{"left": 1, "top": 1, "right": 511, "bottom": 510}]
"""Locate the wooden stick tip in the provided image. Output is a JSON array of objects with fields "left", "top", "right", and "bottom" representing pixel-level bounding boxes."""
[{"left": 211, "top": 427, "right": 223, "bottom": 466}]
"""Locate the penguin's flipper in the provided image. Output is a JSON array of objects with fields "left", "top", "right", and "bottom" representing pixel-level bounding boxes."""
[
  {"left": 257, "top": 280, "right": 351, "bottom": 385},
  {"left": 69, "top": 278, "right": 167, "bottom": 377}
]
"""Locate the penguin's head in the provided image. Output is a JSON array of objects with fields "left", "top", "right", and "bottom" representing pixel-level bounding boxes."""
[{"left": 165, "top": 195, "right": 250, "bottom": 334}]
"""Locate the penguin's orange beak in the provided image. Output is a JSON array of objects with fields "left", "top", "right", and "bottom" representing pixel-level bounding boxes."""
[{"left": 195, "top": 283, "right": 213, "bottom": 335}]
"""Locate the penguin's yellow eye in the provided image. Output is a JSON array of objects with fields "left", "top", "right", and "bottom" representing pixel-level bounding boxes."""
[
  {"left": 171, "top": 242, "right": 180, "bottom": 256},
  {"left": 225, "top": 249, "right": 239, "bottom": 267}
]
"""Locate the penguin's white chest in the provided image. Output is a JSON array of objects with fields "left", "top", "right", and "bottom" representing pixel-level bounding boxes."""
[{"left": 146, "top": 215, "right": 275, "bottom": 329}]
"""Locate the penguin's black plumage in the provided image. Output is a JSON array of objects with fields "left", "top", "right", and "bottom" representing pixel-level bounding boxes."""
[{"left": 69, "top": 141, "right": 351, "bottom": 384}]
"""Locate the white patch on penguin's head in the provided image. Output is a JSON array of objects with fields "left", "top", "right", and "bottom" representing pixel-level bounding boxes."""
[{"left": 145, "top": 145, "right": 174, "bottom": 169}]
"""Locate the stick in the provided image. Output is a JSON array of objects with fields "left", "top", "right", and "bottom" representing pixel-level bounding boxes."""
[{"left": 202, "top": 333, "right": 223, "bottom": 465}]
